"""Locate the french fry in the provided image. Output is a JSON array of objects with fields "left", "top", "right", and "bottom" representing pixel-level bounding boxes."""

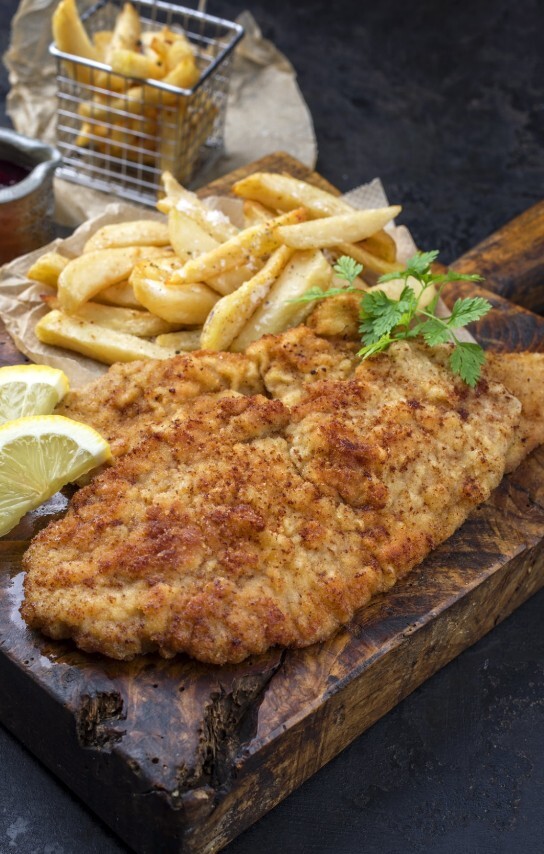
[
  {"left": 360, "top": 230, "right": 397, "bottom": 263},
  {"left": 142, "top": 32, "right": 167, "bottom": 60},
  {"left": 84, "top": 221, "right": 170, "bottom": 252},
  {"left": 131, "top": 259, "right": 219, "bottom": 324},
  {"left": 168, "top": 208, "right": 219, "bottom": 261},
  {"left": 75, "top": 121, "right": 93, "bottom": 148},
  {"left": 92, "top": 31, "right": 113, "bottom": 60},
  {"left": 94, "top": 2, "right": 142, "bottom": 90},
  {"left": 276, "top": 207, "right": 402, "bottom": 250},
  {"left": 27, "top": 252, "right": 69, "bottom": 288},
  {"left": 207, "top": 265, "right": 255, "bottom": 296},
  {"left": 233, "top": 172, "right": 350, "bottom": 218},
  {"left": 110, "top": 48, "right": 164, "bottom": 80},
  {"left": 156, "top": 329, "right": 202, "bottom": 351},
  {"left": 243, "top": 199, "right": 275, "bottom": 227},
  {"left": 170, "top": 208, "right": 307, "bottom": 286},
  {"left": 200, "top": 246, "right": 294, "bottom": 351},
  {"left": 107, "top": 3, "right": 141, "bottom": 55},
  {"left": 36, "top": 310, "right": 176, "bottom": 365},
  {"left": 43, "top": 296, "right": 180, "bottom": 337},
  {"left": 160, "top": 171, "right": 238, "bottom": 241},
  {"left": 95, "top": 281, "right": 142, "bottom": 309},
  {"left": 166, "top": 36, "right": 195, "bottom": 72},
  {"left": 231, "top": 250, "right": 332, "bottom": 352},
  {"left": 335, "top": 242, "right": 404, "bottom": 276},
  {"left": 58, "top": 245, "right": 166, "bottom": 314},
  {"left": 52, "top": 0, "right": 100, "bottom": 85},
  {"left": 234, "top": 173, "right": 398, "bottom": 261},
  {"left": 165, "top": 54, "right": 200, "bottom": 89},
  {"left": 80, "top": 55, "right": 199, "bottom": 121}
]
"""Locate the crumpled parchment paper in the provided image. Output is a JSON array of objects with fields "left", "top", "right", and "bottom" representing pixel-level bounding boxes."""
[{"left": 3, "top": 1, "right": 317, "bottom": 225}]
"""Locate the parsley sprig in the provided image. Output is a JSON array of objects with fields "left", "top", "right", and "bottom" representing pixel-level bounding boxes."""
[{"left": 298, "top": 251, "right": 491, "bottom": 387}]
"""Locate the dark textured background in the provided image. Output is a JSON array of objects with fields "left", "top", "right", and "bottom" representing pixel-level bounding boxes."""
[{"left": 0, "top": 0, "right": 543, "bottom": 852}]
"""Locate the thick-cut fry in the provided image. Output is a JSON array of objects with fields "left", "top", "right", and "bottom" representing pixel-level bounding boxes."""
[
  {"left": 160, "top": 171, "right": 238, "bottom": 241},
  {"left": 234, "top": 175, "right": 397, "bottom": 261},
  {"left": 335, "top": 242, "right": 404, "bottom": 276},
  {"left": 58, "top": 245, "right": 165, "bottom": 314},
  {"left": 107, "top": 3, "right": 141, "bottom": 55},
  {"left": 93, "top": 2, "right": 141, "bottom": 90},
  {"left": 155, "top": 329, "right": 202, "bottom": 351},
  {"left": 360, "top": 230, "right": 398, "bottom": 263},
  {"left": 78, "top": 55, "right": 200, "bottom": 122},
  {"left": 95, "top": 281, "right": 141, "bottom": 309},
  {"left": 243, "top": 199, "right": 275, "bottom": 227},
  {"left": 207, "top": 265, "right": 255, "bottom": 296},
  {"left": 231, "top": 250, "right": 332, "bottom": 351},
  {"left": 92, "top": 31, "right": 113, "bottom": 59},
  {"left": 276, "top": 207, "right": 402, "bottom": 250},
  {"left": 168, "top": 208, "right": 218, "bottom": 261},
  {"left": 83, "top": 221, "right": 170, "bottom": 252},
  {"left": 27, "top": 252, "right": 69, "bottom": 288},
  {"left": 200, "top": 246, "right": 294, "bottom": 351},
  {"left": 166, "top": 36, "right": 195, "bottom": 72},
  {"left": 43, "top": 296, "right": 180, "bottom": 337},
  {"left": 52, "top": 0, "right": 100, "bottom": 84},
  {"left": 28, "top": 164, "right": 410, "bottom": 368},
  {"left": 110, "top": 48, "right": 164, "bottom": 80},
  {"left": 36, "top": 311, "right": 176, "bottom": 365},
  {"left": 131, "top": 259, "right": 219, "bottom": 324},
  {"left": 233, "top": 172, "right": 350, "bottom": 218},
  {"left": 170, "top": 208, "right": 307, "bottom": 286}
]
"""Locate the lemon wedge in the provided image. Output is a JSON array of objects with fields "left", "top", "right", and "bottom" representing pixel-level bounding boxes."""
[
  {"left": 0, "top": 364, "right": 69, "bottom": 425},
  {"left": 0, "top": 415, "right": 111, "bottom": 537}
]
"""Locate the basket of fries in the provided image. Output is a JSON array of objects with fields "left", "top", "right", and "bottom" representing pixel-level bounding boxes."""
[{"left": 50, "top": 0, "right": 244, "bottom": 205}]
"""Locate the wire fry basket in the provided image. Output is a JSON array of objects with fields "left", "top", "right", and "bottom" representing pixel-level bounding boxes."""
[{"left": 50, "top": 0, "right": 244, "bottom": 205}]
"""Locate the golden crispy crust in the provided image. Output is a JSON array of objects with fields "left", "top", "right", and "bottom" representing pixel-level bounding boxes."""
[
  {"left": 485, "top": 352, "right": 544, "bottom": 470},
  {"left": 57, "top": 349, "right": 264, "bottom": 457},
  {"left": 22, "top": 335, "right": 526, "bottom": 664}
]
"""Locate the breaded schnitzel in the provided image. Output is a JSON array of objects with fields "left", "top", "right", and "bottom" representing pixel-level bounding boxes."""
[
  {"left": 22, "top": 332, "right": 542, "bottom": 664},
  {"left": 57, "top": 349, "right": 264, "bottom": 458}
]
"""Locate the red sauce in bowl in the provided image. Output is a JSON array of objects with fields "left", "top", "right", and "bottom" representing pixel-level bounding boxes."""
[{"left": 0, "top": 159, "right": 31, "bottom": 188}]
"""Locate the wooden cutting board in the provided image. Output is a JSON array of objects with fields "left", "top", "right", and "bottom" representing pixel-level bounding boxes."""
[{"left": 1, "top": 153, "right": 543, "bottom": 854}]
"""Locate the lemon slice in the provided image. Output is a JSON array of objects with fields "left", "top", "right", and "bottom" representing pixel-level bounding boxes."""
[
  {"left": 0, "top": 415, "right": 111, "bottom": 537},
  {"left": 0, "top": 364, "right": 69, "bottom": 425}
]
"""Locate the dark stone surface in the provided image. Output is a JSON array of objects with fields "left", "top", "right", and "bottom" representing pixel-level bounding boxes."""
[{"left": 0, "top": 1, "right": 543, "bottom": 852}]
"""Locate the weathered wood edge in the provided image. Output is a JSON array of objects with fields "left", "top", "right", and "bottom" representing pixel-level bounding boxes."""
[
  {"left": 2, "top": 530, "right": 543, "bottom": 854},
  {"left": 452, "top": 200, "right": 544, "bottom": 314},
  {"left": 192, "top": 539, "right": 544, "bottom": 853}
]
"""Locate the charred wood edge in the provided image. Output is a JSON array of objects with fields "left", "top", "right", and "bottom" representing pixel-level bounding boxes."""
[
  {"left": 176, "top": 654, "right": 286, "bottom": 800},
  {"left": 452, "top": 200, "right": 544, "bottom": 315},
  {"left": 0, "top": 641, "right": 286, "bottom": 854},
  {"left": 76, "top": 691, "right": 126, "bottom": 749}
]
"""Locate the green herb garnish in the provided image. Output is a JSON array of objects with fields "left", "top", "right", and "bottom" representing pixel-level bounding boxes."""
[{"left": 297, "top": 251, "right": 491, "bottom": 387}]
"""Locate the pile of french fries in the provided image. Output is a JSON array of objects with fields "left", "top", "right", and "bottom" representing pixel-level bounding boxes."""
[
  {"left": 53, "top": 0, "right": 214, "bottom": 176},
  {"left": 30, "top": 170, "right": 414, "bottom": 365}
]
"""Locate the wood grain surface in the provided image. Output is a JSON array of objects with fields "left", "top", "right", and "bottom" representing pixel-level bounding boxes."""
[
  {"left": 451, "top": 200, "right": 544, "bottom": 315},
  {"left": 0, "top": 153, "right": 543, "bottom": 854}
]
